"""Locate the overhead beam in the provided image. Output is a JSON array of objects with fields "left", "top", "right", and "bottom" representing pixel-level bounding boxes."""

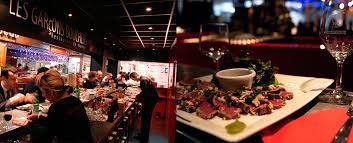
[
  {"left": 117, "top": 40, "right": 127, "bottom": 47},
  {"left": 120, "top": 31, "right": 176, "bottom": 32},
  {"left": 120, "top": 0, "right": 145, "bottom": 48},
  {"left": 163, "top": 0, "right": 176, "bottom": 48},
  {"left": 120, "top": 24, "right": 176, "bottom": 26},
  {"left": 120, "top": 14, "right": 172, "bottom": 18},
  {"left": 126, "top": 39, "right": 174, "bottom": 41},
  {"left": 71, "top": 0, "right": 95, "bottom": 19},
  {"left": 104, "top": 0, "right": 173, "bottom": 6},
  {"left": 120, "top": 36, "right": 167, "bottom": 37},
  {"left": 171, "top": 38, "right": 177, "bottom": 48},
  {"left": 130, "top": 42, "right": 172, "bottom": 44},
  {"left": 130, "top": 43, "right": 172, "bottom": 45}
]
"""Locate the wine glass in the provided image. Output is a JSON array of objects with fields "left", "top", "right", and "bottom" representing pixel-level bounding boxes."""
[
  {"left": 199, "top": 23, "right": 230, "bottom": 70},
  {"left": 319, "top": 0, "right": 353, "bottom": 104},
  {"left": 3, "top": 108, "right": 12, "bottom": 130}
]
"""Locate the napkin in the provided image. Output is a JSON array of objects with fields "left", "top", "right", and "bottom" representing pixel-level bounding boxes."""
[{"left": 262, "top": 108, "right": 353, "bottom": 143}]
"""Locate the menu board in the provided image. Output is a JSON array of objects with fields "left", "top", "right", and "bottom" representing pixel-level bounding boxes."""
[{"left": 119, "top": 61, "right": 174, "bottom": 88}]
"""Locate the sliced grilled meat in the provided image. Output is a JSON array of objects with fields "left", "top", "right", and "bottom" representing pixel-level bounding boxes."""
[
  {"left": 237, "top": 101, "right": 251, "bottom": 114},
  {"left": 218, "top": 106, "right": 241, "bottom": 120},
  {"left": 250, "top": 104, "right": 272, "bottom": 115},
  {"left": 269, "top": 99, "right": 286, "bottom": 109},
  {"left": 178, "top": 100, "right": 198, "bottom": 113},
  {"left": 196, "top": 102, "right": 218, "bottom": 120},
  {"left": 279, "top": 91, "right": 294, "bottom": 100}
]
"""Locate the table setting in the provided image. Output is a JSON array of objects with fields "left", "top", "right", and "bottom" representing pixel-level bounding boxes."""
[{"left": 175, "top": 1, "right": 353, "bottom": 142}]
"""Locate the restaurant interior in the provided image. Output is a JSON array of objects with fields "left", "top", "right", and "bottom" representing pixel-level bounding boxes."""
[
  {"left": 0, "top": 0, "right": 175, "bottom": 143},
  {"left": 1, "top": 0, "right": 353, "bottom": 143}
]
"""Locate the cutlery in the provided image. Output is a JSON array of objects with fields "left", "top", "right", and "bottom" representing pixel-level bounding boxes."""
[
  {"left": 332, "top": 101, "right": 353, "bottom": 143},
  {"left": 175, "top": 111, "right": 191, "bottom": 123},
  {"left": 176, "top": 114, "right": 191, "bottom": 123}
]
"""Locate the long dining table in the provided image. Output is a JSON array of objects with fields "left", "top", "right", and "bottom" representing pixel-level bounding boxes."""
[{"left": 0, "top": 86, "right": 142, "bottom": 143}]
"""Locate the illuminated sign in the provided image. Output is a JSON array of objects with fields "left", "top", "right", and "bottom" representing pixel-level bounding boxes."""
[
  {"left": 7, "top": 0, "right": 88, "bottom": 50},
  {"left": 0, "top": 30, "right": 20, "bottom": 39}
]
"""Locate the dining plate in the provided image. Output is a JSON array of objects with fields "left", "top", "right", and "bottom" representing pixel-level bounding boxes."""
[
  {"left": 176, "top": 74, "right": 334, "bottom": 142},
  {"left": 16, "top": 104, "right": 32, "bottom": 111},
  {"left": 16, "top": 104, "right": 50, "bottom": 113}
]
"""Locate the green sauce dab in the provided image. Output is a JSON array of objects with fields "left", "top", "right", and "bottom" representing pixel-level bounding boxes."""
[{"left": 225, "top": 120, "right": 246, "bottom": 134}]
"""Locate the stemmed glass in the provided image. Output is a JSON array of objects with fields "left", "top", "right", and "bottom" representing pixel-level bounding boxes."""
[
  {"left": 319, "top": 0, "right": 353, "bottom": 104},
  {"left": 199, "top": 23, "right": 230, "bottom": 70}
]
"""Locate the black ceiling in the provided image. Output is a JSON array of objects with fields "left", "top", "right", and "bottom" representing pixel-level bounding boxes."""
[{"left": 46, "top": 0, "right": 176, "bottom": 50}]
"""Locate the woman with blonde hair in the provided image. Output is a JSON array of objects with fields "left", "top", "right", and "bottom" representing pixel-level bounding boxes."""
[{"left": 26, "top": 70, "right": 93, "bottom": 143}]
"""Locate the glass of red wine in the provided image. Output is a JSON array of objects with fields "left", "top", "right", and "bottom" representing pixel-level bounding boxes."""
[
  {"left": 199, "top": 23, "right": 230, "bottom": 70},
  {"left": 3, "top": 108, "right": 12, "bottom": 130},
  {"left": 319, "top": 0, "right": 353, "bottom": 104}
]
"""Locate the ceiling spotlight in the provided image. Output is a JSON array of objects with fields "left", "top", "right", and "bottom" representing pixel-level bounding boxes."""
[
  {"left": 152, "top": 49, "right": 155, "bottom": 50},
  {"left": 104, "top": 37, "right": 107, "bottom": 40},
  {"left": 339, "top": 3, "right": 345, "bottom": 9},
  {"left": 68, "top": 13, "right": 73, "bottom": 17},
  {"left": 113, "top": 43, "right": 116, "bottom": 46},
  {"left": 90, "top": 28, "right": 94, "bottom": 31},
  {"left": 150, "top": 37, "right": 154, "bottom": 40},
  {"left": 148, "top": 27, "right": 153, "bottom": 30},
  {"left": 145, "top": 7, "right": 152, "bottom": 12}
]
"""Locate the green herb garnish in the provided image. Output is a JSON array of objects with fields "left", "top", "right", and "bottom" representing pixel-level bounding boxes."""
[
  {"left": 244, "top": 89, "right": 262, "bottom": 104},
  {"left": 204, "top": 89, "right": 217, "bottom": 103}
]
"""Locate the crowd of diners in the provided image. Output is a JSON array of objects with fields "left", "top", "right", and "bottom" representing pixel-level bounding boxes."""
[
  {"left": 0, "top": 65, "right": 159, "bottom": 143},
  {"left": 78, "top": 70, "right": 140, "bottom": 89}
]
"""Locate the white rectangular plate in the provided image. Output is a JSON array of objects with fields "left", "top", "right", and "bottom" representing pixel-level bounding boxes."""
[{"left": 176, "top": 74, "right": 334, "bottom": 142}]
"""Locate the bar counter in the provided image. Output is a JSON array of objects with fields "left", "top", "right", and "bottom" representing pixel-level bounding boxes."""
[
  {"left": 91, "top": 100, "right": 135, "bottom": 143},
  {"left": 0, "top": 87, "right": 142, "bottom": 142}
]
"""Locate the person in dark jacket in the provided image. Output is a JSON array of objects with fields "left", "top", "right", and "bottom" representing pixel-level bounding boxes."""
[
  {"left": 26, "top": 70, "right": 93, "bottom": 143},
  {"left": 83, "top": 71, "right": 99, "bottom": 89},
  {"left": 0, "top": 67, "right": 34, "bottom": 111},
  {"left": 130, "top": 72, "right": 159, "bottom": 142}
]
